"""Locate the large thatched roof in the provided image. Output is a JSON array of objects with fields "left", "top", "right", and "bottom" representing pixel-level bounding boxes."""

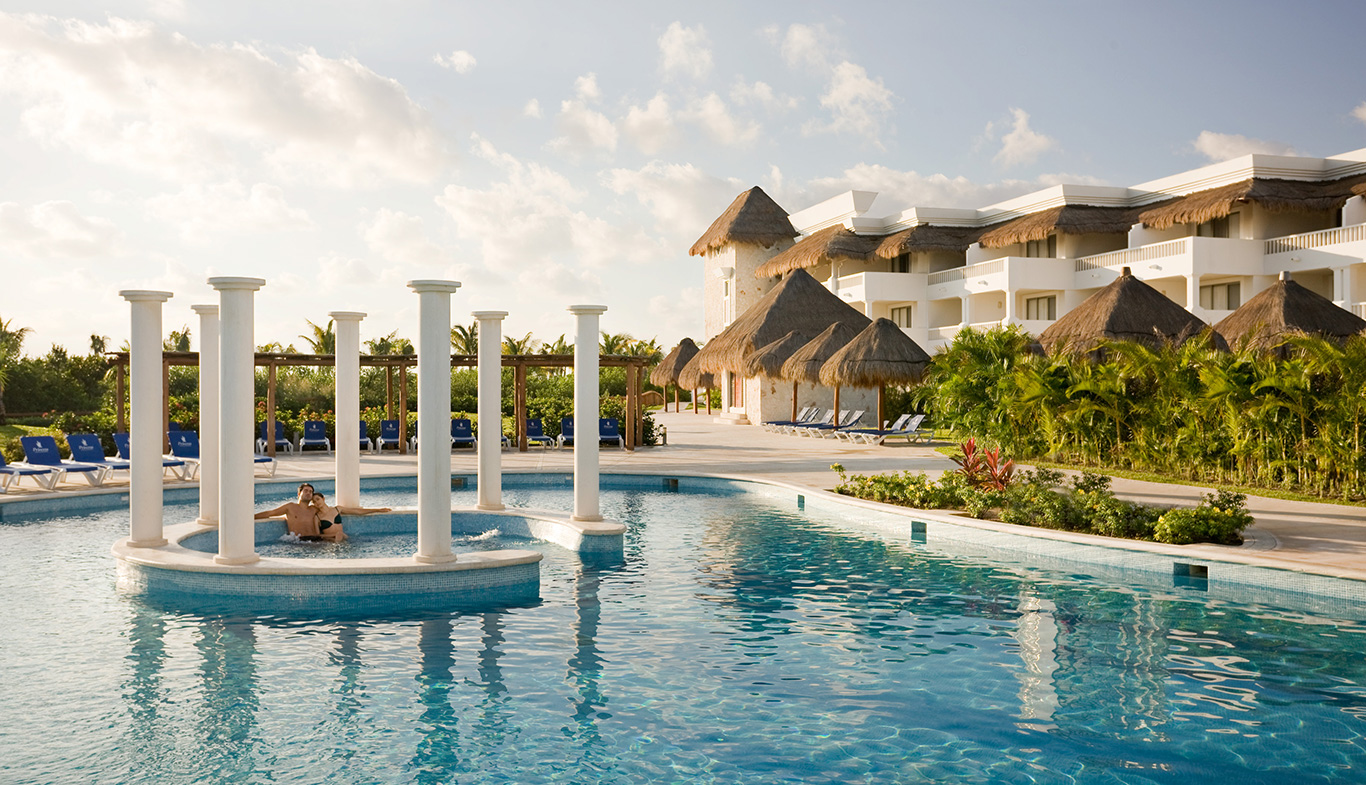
[
  {"left": 780, "top": 321, "right": 865, "bottom": 383},
  {"left": 1353, "top": 182, "right": 1366, "bottom": 199},
  {"left": 1213, "top": 273, "right": 1366, "bottom": 352},
  {"left": 873, "top": 224, "right": 983, "bottom": 258},
  {"left": 752, "top": 225, "right": 880, "bottom": 279},
  {"left": 1039, "top": 267, "right": 1228, "bottom": 354},
  {"left": 741, "top": 331, "right": 807, "bottom": 379},
  {"left": 650, "top": 338, "right": 699, "bottom": 386},
  {"left": 977, "top": 205, "right": 1137, "bottom": 249},
  {"left": 689, "top": 186, "right": 798, "bottom": 257},
  {"left": 677, "top": 354, "right": 716, "bottom": 389},
  {"left": 693, "top": 268, "right": 872, "bottom": 375},
  {"left": 1139, "top": 176, "right": 1366, "bottom": 230},
  {"left": 819, "top": 318, "right": 931, "bottom": 387}
]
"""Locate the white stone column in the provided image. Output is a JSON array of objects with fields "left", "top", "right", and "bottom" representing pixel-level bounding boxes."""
[
  {"left": 473, "top": 310, "right": 507, "bottom": 511},
  {"left": 1333, "top": 266, "right": 1352, "bottom": 307},
  {"left": 409, "top": 280, "right": 461, "bottom": 564},
  {"left": 119, "top": 290, "right": 173, "bottom": 547},
  {"left": 568, "top": 305, "right": 607, "bottom": 522},
  {"left": 1186, "top": 270, "right": 1200, "bottom": 316},
  {"left": 961, "top": 296, "right": 972, "bottom": 326},
  {"left": 190, "top": 304, "right": 219, "bottom": 527},
  {"left": 330, "top": 311, "right": 366, "bottom": 508},
  {"left": 209, "top": 277, "right": 265, "bottom": 566},
  {"left": 1003, "top": 291, "right": 1017, "bottom": 325}
]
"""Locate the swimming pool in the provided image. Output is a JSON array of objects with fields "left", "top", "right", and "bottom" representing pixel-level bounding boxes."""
[{"left": 3, "top": 476, "right": 1365, "bottom": 783}]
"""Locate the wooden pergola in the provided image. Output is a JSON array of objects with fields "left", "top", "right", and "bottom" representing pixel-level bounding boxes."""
[{"left": 107, "top": 351, "right": 650, "bottom": 454}]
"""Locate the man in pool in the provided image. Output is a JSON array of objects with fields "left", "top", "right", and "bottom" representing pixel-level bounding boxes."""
[
  {"left": 309, "top": 491, "right": 390, "bottom": 543},
  {"left": 253, "top": 482, "right": 326, "bottom": 540}
]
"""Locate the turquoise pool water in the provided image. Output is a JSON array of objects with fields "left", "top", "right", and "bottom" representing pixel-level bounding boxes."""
[{"left": 2, "top": 479, "right": 1365, "bottom": 783}]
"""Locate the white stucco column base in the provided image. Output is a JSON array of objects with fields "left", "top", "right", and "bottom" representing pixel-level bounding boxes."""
[
  {"left": 409, "top": 280, "right": 461, "bottom": 564},
  {"left": 191, "top": 304, "right": 219, "bottom": 528},
  {"left": 209, "top": 277, "right": 266, "bottom": 567},
  {"left": 120, "top": 290, "right": 174, "bottom": 547},
  {"left": 330, "top": 311, "right": 366, "bottom": 509},
  {"left": 568, "top": 305, "right": 607, "bottom": 523}
]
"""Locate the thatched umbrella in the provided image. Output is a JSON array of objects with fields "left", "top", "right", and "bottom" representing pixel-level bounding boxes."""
[
  {"left": 693, "top": 268, "right": 872, "bottom": 378},
  {"left": 820, "top": 318, "right": 931, "bottom": 430},
  {"left": 780, "top": 321, "right": 865, "bottom": 430},
  {"left": 1039, "top": 267, "right": 1229, "bottom": 355},
  {"left": 689, "top": 186, "right": 797, "bottom": 257},
  {"left": 741, "top": 331, "right": 808, "bottom": 422},
  {"left": 652, "top": 338, "right": 700, "bottom": 412},
  {"left": 677, "top": 354, "right": 716, "bottom": 415},
  {"left": 1214, "top": 272, "right": 1366, "bottom": 353}
]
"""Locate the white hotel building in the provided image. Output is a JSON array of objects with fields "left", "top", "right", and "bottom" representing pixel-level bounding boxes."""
[{"left": 699, "top": 148, "right": 1366, "bottom": 356}]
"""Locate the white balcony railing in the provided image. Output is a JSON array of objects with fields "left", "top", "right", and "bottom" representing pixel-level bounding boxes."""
[
  {"left": 1264, "top": 223, "right": 1366, "bottom": 255},
  {"left": 1355, "top": 303, "right": 1366, "bottom": 319},
  {"left": 927, "top": 259, "right": 1004, "bottom": 285},
  {"left": 928, "top": 325, "right": 961, "bottom": 341},
  {"left": 1075, "top": 238, "right": 1188, "bottom": 273}
]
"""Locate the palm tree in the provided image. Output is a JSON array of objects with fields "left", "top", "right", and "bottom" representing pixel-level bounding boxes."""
[
  {"left": 89, "top": 334, "right": 110, "bottom": 355},
  {"left": 164, "top": 326, "right": 191, "bottom": 352},
  {"left": 502, "top": 333, "right": 538, "bottom": 355},
  {"left": 629, "top": 336, "right": 664, "bottom": 363},
  {"left": 540, "top": 334, "right": 572, "bottom": 355},
  {"left": 451, "top": 322, "right": 479, "bottom": 355},
  {"left": 600, "top": 331, "right": 634, "bottom": 356},
  {"left": 0, "top": 315, "right": 32, "bottom": 424},
  {"left": 299, "top": 319, "right": 335, "bottom": 354},
  {"left": 365, "top": 330, "right": 414, "bottom": 355}
]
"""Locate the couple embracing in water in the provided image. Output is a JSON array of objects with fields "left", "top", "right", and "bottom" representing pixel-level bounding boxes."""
[{"left": 254, "top": 482, "right": 389, "bottom": 542}]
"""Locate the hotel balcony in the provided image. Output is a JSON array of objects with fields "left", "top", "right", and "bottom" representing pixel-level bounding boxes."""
[
  {"left": 824, "top": 270, "right": 927, "bottom": 309},
  {"left": 1262, "top": 223, "right": 1366, "bottom": 276},
  {"left": 1072, "top": 236, "right": 1264, "bottom": 287},
  {"left": 926, "top": 257, "right": 1073, "bottom": 299}
]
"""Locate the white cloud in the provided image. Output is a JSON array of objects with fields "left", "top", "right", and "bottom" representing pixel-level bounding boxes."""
[
  {"left": 523, "top": 98, "right": 542, "bottom": 118},
  {"left": 0, "top": 13, "right": 450, "bottom": 186},
  {"left": 647, "top": 286, "right": 703, "bottom": 341},
  {"left": 658, "top": 22, "right": 712, "bottom": 80},
  {"left": 0, "top": 200, "right": 123, "bottom": 258},
  {"left": 622, "top": 93, "right": 677, "bottom": 154},
  {"left": 730, "top": 79, "right": 799, "bottom": 112},
  {"left": 686, "top": 93, "right": 759, "bottom": 146},
  {"left": 547, "top": 73, "right": 617, "bottom": 156},
  {"left": 986, "top": 108, "right": 1057, "bottom": 168},
  {"left": 433, "top": 49, "right": 476, "bottom": 73},
  {"left": 1354, "top": 102, "right": 1366, "bottom": 126},
  {"left": 1192, "top": 130, "right": 1298, "bottom": 162},
  {"left": 774, "top": 23, "right": 829, "bottom": 70},
  {"left": 781, "top": 163, "right": 1072, "bottom": 214},
  {"left": 605, "top": 161, "right": 745, "bottom": 240},
  {"left": 438, "top": 135, "right": 664, "bottom": 274},
  {"left": 144, "top": 181, "right": 313, "bottom": 240},
  {"left": 804, "top": 62, "right": 893, "bottom": 145}
]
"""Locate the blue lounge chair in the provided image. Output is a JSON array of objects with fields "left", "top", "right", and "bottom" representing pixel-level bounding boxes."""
[
  {"left": 451, "top": 418, "right": 476, "bottom": 449},
  {"left": 817, "top": 409, "right": 866, "bottom": 439},
  {"left": 763, "top": 406, "right": 816, "bottom": 432},
  {"left": 358, "top": 421, "right": 375, "bottom": 453},
  {"left": 113, "top": 433, "right": 188, "bottom": 479},
  {"left": 775, "top": 407, "right": 825, "bottom": 435},
  {"left": 0, "top": 451, "right": 62, "bottom": 492},
  {"left": 256, "top": 421, "right": 293, "bottom": 454},
  {"left": 838, "top": 413, "right": 912, "bottom": 444},
  {"left": 375, "top": 419, "right": 403, "bottom": 451},
  {"left": 299, "top": 421, "right": 332, "bottom": 454},
  {"left": 20, "top": 435, "right": 110, "bottom": 486},
  {"left": 557, "top": 416, "right": 574, "bottom": 448},
  {"left": 525, "top": 418, "right": 555, "bottom": 449},
  {"left": 66, "top": 434, "right": 132, "bottom": 475},
  {"left": 599, "top": 418, "right": 624, "bottom": 448},
  {"left": 169, "top": 431, "right": 276, "bottom": 478},
  {"left": 788, "top": 409, "right": 836, "bottom": 436}
]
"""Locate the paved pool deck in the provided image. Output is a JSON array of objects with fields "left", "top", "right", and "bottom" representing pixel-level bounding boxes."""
[{"left": 7, "top": 409, "right": 1366, "bottom": 582}]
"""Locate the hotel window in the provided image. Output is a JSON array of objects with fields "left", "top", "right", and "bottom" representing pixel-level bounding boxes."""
[
  {"left": 890, "top": 305, "right": 913, "bottom": 328},
  {"left": 1025, "top": 295, "right": 1057, "bottom": 321},
  {"left": 722, "top": 279, "right": 732, "bottom": 322},
  {"left": 1024, "top": 235, "right": 1057, "bottom": 258},
  {"left": 1200, "top": 282, "right": 1241, "bottom": 310},
  {"left": 893, "top": 253, "right": 911, "bottom": 273},
  {"left": 1196, "top": 212, "right": 1239, "bottom": 238}
]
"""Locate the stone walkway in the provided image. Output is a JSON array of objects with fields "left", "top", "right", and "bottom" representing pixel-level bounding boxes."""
[{"left": 6, "top": 409, "right": 1366, "bottom": 581}]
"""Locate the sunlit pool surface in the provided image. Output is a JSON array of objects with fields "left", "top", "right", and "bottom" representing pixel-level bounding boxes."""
[{"left": 3, "top": 482, "right": 1365, "bottom": 784}]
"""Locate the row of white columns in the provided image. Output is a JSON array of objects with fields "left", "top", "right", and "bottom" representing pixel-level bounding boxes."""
[{"left": 121, "top": 279, "right": 607, "bottom": 565}]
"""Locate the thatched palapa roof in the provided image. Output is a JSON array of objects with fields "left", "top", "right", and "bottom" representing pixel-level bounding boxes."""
[
  {"left": 677, "top": 354, "right": 716, "bottom": 389},
  {"left": 689, "top": 186, "right": 798, "bottom": 257},
  {"left": 1213, "top": 273, "right": 1366, "bottom": 352},
  {"left": 1353, "top": 182, "right": 1366, "bottom": 199},
  {"left": 753, "top": 225, "right": 880, "bottom": 279},
  {"left": 650, "top": 338, "right": 699, "bottom": 386},
  {"left": 780, "top": 321, "right": 865, "bottom": 383},
  {"left": 1139, "top": 176, "right": 1366, "bottom": 230},
  {"left": 692, "top": 268, "right": 872, "bottom": 375},
  {"left": 1039, "top": 267, "right": 1228, "bottom": 354},
  {"left": 741, "top": 331, "right": 807, "bottom": 379},
  {"left": 819, "top": 318, "right": 931, "bottom": 388},
  {"left": 977, "top": 205, "right": 1137, "bottom": 249},
  {"left": 873, "top": 224, "right": 983, "bottom": 258}
]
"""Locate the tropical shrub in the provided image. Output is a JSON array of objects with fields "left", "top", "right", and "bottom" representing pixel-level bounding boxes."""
[{"left": 1154, "top": 491, "right": 1253, "bottom": 545}]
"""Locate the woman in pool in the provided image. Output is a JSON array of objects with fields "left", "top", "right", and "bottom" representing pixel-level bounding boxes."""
[{"left": 309, "top": 492, "right": 391, "bottom": 542}]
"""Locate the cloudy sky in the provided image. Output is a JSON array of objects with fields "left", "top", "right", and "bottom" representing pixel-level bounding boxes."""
[{"left": 2, "top": 1, "right": 1365, "bottom": 356}]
